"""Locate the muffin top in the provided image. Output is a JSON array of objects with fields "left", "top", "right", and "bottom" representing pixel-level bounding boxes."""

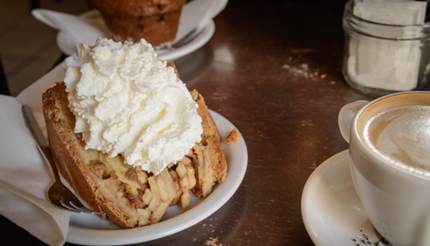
[{"left": 92, "top": 0, "right": 186, "bottom": 16}]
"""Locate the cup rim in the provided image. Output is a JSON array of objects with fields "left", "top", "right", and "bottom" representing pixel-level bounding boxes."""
[{"left": 351, "top": 91, "right": 430, "bottom": 180}]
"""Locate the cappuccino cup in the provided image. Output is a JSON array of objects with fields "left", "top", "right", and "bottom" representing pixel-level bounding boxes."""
[{"left": 338, "top": 92, "right": 430, "bottom": 246}]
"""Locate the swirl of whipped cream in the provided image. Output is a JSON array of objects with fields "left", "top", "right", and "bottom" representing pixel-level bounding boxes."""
[{"left": 64, "top": 38, "right": 202, "bottom": 174}]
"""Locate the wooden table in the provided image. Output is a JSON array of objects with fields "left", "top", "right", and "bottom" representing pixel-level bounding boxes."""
[{"left": 1, "top": 0, "right": 373, "bottom": 245}]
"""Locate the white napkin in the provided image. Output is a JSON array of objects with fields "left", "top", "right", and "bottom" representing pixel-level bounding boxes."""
[
  {"left": 175, "top": 0, "right": 220, "bottom": 42},
  {"left": 353, "top": 0, "right": 427, "bottom": 25},
  {"left": 0, "top": 64, "right": 69, "bottom": 246},
  {"left": 32, "top": 0, "right": 228, "bottom": 49}
]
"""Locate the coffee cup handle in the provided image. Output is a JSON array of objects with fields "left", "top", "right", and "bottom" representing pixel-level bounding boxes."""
[{"left": 338, "top": 100, "right": 368, "bottom": 143}]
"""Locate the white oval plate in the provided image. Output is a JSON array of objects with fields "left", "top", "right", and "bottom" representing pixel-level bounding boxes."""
[
  {"left": 56, "top": 10, "right": 215, "bottom": 61},
  {"left": 301, "top": 150, "right": 388, "bottom": 246},
  {"left": 66, "top": 110, "right": 248, "bottom": 245}
]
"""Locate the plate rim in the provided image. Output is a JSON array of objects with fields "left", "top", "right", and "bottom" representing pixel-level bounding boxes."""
[
  {"left": 66, "top": 110, "right": 248, "bottom": 245},
  {"left": 301, "top": 150, "right": 349, "bottom": 246},
  {"left": 157, "top": 20, "right": 215, "bottom": 61},
  {"left": 56, "top": 10, "right": 215, "bottom": 61}
]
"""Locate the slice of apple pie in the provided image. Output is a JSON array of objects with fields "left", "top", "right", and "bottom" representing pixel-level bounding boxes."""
[{"left": 42, "top": 83, "right": 227, "bottom": 228}]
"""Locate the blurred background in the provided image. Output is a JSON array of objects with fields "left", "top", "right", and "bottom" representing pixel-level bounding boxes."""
[
  {"left": 0, "top": 0, "right": 348, "bottom": 95},
  {"left": 1, "top": 0, "right": 93, "bottom": 95}
]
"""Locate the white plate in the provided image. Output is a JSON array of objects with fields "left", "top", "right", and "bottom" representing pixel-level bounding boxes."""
[
  {"left": 66, "top": 110, "right": 247, "bottom": 245},
  {"left": 57, "top": 10, "right": 215, "bottom": 61},
  {"left": 301, "top": 150, "right": 390, "bottom": 246},
  {"left": 15, "top": 58, "right": 246, "bottom": 244}
]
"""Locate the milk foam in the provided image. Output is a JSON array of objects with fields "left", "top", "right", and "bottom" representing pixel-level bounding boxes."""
[{"left": 364, "top": 105, "right": 430, "bottom": 170}]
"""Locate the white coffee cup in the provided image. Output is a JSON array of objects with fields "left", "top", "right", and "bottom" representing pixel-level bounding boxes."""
[{"left": 338, "top": 92, "right": 430, "bottom": 246}]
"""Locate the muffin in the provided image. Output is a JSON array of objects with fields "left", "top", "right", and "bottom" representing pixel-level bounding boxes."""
[{"left": 92, "top": 0, "right": 186, "bottom": 46}]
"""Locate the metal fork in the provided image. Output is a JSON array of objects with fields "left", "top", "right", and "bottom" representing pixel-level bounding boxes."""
[
  {"left": 156, "top": 27, "right": 204, "bottom": 52},
  {"left": 170, "top": 28, "right": 200, "bottom": 48},
  {"left": 21, "top": 105, "right": 95, "bottom": 214}
]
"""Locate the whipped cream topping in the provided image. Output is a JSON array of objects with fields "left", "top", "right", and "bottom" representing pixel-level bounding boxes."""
[{"left": 64, "top": 38, "right": 202, "bottom": 174}]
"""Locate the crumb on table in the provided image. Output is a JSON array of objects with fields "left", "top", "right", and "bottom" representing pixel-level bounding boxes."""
[
  {"left": 205, "top": 237, "right": 223, "bottom": 246},
  {"left": 223, "top": 129, "right": 239, "bottom": 144}
]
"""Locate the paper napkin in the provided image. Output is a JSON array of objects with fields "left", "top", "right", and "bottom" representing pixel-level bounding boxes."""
[{"left": 0, "top": 64, "right": 68, "bottom": 246}]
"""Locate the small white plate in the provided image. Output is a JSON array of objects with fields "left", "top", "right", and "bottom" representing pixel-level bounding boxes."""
[
  {"left": 56, "top": 10, "right": 215, "bottom": 61},
  {"left": 301, "top": 150, "right": 390, "bottom": 246},
  {"left": 66, "top": 110, "right": 248, "bottom": 245}
]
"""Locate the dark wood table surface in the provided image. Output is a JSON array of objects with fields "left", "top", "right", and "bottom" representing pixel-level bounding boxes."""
[{"left": 1, "top": 0, "right": 376, "bottom": 245}]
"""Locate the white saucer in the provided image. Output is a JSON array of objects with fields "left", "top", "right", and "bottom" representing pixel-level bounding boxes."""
[
  {"left": 57, "top": 10, "right": 215, "bottom": 61},
  {"left": 301, "top": 150, "right": 390, "bottom": 246},
  {"left": 66, "top": 110, "right": 248, "bottom": 245}
]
